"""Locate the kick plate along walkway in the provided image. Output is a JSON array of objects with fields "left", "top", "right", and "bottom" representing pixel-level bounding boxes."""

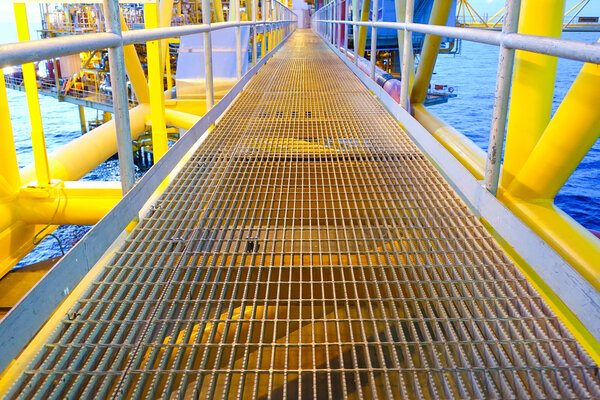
[{"left": 3, "top": 30, "right": 600, "bottom": 399}]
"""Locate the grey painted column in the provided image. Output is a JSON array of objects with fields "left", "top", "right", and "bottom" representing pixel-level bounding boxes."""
[
  {"left": 484, "top": 0, "right": 521, "bottom": 195},
  {"left": 202, "top": 0, "right": 215, "bottom": 109},
  {"left": 102, "top": 0, "right": 135, "bottom": 194},
  {"left": 400, "top": 0, "right": 413, "bottom": 111}
]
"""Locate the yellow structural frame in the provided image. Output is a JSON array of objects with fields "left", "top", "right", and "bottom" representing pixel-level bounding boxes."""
[
  {"left": 0, "top": 0, "right": 205, "bottom": 277},
  {"left": 14, "top": 3, "right": 51, "bottom": 187},
  {"left": 145, "top": 2, "right": 168, "bottom": 160}
]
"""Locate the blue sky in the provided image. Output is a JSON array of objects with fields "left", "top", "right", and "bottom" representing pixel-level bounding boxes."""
[{"left": 0, "top": 1, "right": 599, "bottom": 28}]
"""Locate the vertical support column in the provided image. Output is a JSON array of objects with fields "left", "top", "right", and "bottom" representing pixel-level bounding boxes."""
[
  {"left": 78, "top": 105, "right": 87, "bottom": 134},
  {"left": 353, "top": 0, "right": 358, "bottom": 64},
  {"left": 394, "top": 0, "right": 406, "bottom": 69},
  {"left": 399, "top": 0, "right": 413, "bottom": 111},
  {"left": 275, "top": 2, "right": 280, "bottom": 46},
  {"left": 145, "top": 1, "right": 168, "bottom": 160},
  {"left": 270, "top": 0, "right": 276, "bottom": 48},
  {"left": 344, "top": 0, "right": 349, "bottom": 51},
  {"left": 0, "top": 70, "right": 20, "bottom": 195},
  {"left": 234, "top": 0, "right": 242, "bottom": 79},
  {"left": 14, "top": 3, "right": 50, "bottom": 187},
  {"left": 484, "top": 0, "right": 521, "bottom": 195},
  {"left": 501, "top": 0, "right": 565, "bottom": 188},
  {"left": 102, "top": 0, "right": 135, "bottom": 194},
  {"left": 118, "top": 13, "right": 150, "bottom": 104},
  {"left": 369, "top": 0, "right": 378, "bottom": 79},
  {"left": 265, "top": 0, "right": 272, "bottom": 51},
  {"left": 357, "top": 0, "right": 371, "bottom": 56},
  {"left": 252, "top": 0, "right": 257, "bottom": 65},
  {"left": 410, "top": 0, "right": 453, "bottom": 104},
  {"left": 333, "top": 0, "right": 338, "bottom": 49},
  {"left": 202, "top": 0, "right": 215, "bottom": 109},
  {"left": 159, "top": 0, "right": 174, "bottom": 75},
  {"left": 166, "top": 51, "right": 173, "bottom": 93}
]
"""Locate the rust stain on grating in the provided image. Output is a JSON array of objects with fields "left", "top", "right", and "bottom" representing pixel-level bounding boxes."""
[{"left": 6, "top": 30, "right": 600, "bottom": 399}]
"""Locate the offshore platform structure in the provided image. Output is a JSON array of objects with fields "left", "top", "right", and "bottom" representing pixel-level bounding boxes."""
[{"left": 0, "top": 0, "right": 600, "bottom": 398}]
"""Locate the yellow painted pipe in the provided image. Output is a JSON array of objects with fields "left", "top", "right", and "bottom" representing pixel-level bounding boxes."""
[
  {"left": 17, "top": 184, "right": 122, "bottom": 226},
  {"left": 507, "top": 49, "right": 600, "bottom": 201},
  {"left": 410, "top": 0, "right": 453, "bottom": 104},
  {"left": 0, "top": 70, "right": 20, "bottom": 196},
  {"left": 119, "top": 12, "right": 151, "bottom": 104},
  {"left": 357, "top": 0, "right": 372, "bottom": 57},
  {"left": 15, "top": 3, "right": 51, "bottom": 187},
  {"left": 412, "top": 104, "right": 486, "bottom": 179},
  {"left": 164, "top": 108, "right": 201, "bottom": 130},
  {"left": 501, "top": 0, "right": 565, "bottom": 188},
  {"left": 20, "top": 105, "right": 150, "bottom": 185},
  {"left": 145, "top": 3, "right": 168, "bottom": 160},
  {"left": 214, "top": 0, "right": 225, "bottom": 22}
]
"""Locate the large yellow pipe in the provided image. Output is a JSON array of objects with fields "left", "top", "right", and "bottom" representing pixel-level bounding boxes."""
[
  {"left": 501, "top": 0, "right": 565, "bottom": 188},
  {"left": 164, "top": 108, "right": 201, "bottom": 130},
  {"left": 357, "top": 0, "right": 372, "bottom": 57},
  {"left": 412, "top": 104, "right": 486, "bottom": 179},
  {"left": 0, "top": 70, "right": 20, "bottom": 197},
  {"left": 20, "top": 105, "right": 150, "bottom": 185},
  {"left": 410, "top": 0, "right": 453, "bottom": 104},
  {"left": 507, "top": 52, "right": 600, "bottom": 201},
  {"left": 17, "top": 184, "right": 122, "bottom": 226}
]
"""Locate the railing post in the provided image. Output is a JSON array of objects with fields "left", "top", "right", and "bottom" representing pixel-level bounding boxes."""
[
  {"left": 353, "top": 0, "right": 358, "bottom": 64},
  {"left": 344, "top": 0, "right": 349, "bottom": 51},
  {"left": 370, "top": 0, "right": 378, "bottom": 79},
  {"left": 201, "top": 0, "right": 215, "bottom": 109},
  {"left": 484, "top": 0, "right": 521, "bottom": 195},
  {"left": 338, "top": 0, "right": 343, "bottom": 50},
  {"left": 102, "top": 0, "right": 135, "bottom": 194},
  {"left": 269, "top": 0, "right": 277, "bottom": 50},
  {"left": 252, "top": 0, "right": 257, "bottom": 66},
  {"left": 399, "top": 0, "right": 414, "bottom": 111},
  {"left": 234, "top": 0, "right": 242, "bottom": 79}
]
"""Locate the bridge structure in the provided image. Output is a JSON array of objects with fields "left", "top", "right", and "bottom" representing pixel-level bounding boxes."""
[
  {"left": 455, "top": 0, "right": 600, "bottom": 31},
  {"left": 0, "top": 0, "right": 600, "bottom": 398}
]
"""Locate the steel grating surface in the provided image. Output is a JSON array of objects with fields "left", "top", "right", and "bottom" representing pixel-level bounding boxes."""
[{"left": 6, "top": 30, "right": 600, "bottom": 399}]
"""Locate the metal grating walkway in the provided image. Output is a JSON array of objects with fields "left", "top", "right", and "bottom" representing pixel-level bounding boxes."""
[{"left": 5, "top": 30, "right": 600, "bottom": 399}]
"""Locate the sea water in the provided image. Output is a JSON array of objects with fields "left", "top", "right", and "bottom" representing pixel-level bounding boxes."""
[
  {"left": 428, "top": 31, "right": 600, "bottom": 232},
  {"left": 3, "top": 28, "right": 599, "bottom": 266}
]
